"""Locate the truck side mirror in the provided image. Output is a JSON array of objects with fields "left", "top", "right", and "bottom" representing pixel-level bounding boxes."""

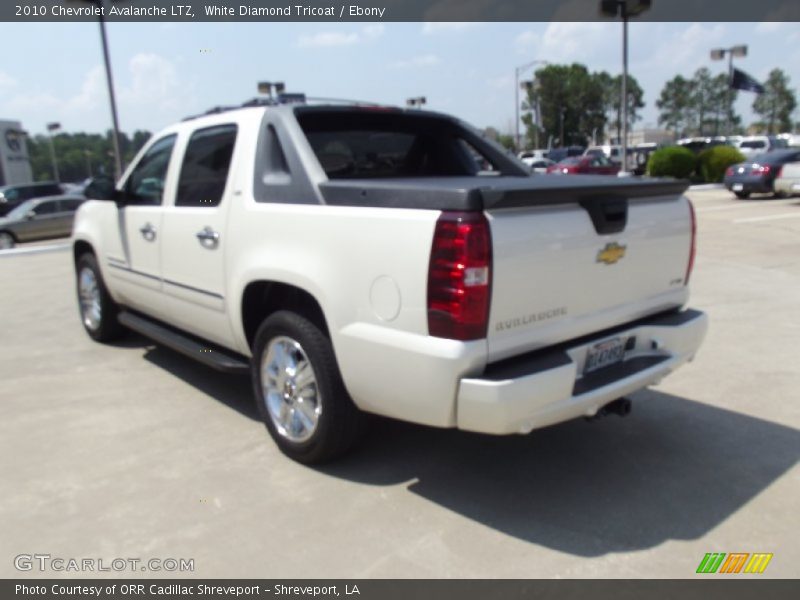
[{"left": 84, "top": 178, "right": 117, "bottom": 201}]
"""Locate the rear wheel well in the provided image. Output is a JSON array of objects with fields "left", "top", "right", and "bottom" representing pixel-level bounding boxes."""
[
  {"left": 73, "top": 240, "right": 95, "bottom": 266},
  {"left": 241, "top": 282, "right": 329, "bottom": 350}
]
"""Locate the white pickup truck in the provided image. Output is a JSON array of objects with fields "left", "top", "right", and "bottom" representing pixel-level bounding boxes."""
[{"left": 73, "top": 97, "right": 708, "bottom": 463}]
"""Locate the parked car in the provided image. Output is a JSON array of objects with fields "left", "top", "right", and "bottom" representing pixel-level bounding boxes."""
[
  {"left": 0, "top": 182, "right": 64, "bottom": 217},
  {"left": 0, "top": 195, "right": 86, "bottom": 249},
  {"left": 774, "top": 161, "right": 800, "bottom": 197},
  {"left": 723, "top": 149, "right": 800, "bottom": 198},
  {"left": 517, "top": 149, "right": 549, "bottom": 166},
  {"left": 545, "top": 146, "right": 585, "bottom": 163},
  {"left": 584, "top": 145, "right": 617, "bottom": 159},
  {"left": 630, "top": 143, "right": 660, "bottom": 176},
  {"left": 677, "top": 137, "right": 712, "bottom": 154},
  {"left": 584, "top": 145, "right": 632, "bottom": 165},
  {"left": 529, "top": 158, "right": 555, "bottom": 174},
  {"left": 735, "top": 135, "right": 788, "bottom": 158},
  {"left": 546, "top": 154, "right": 620, "bottom": 175}
]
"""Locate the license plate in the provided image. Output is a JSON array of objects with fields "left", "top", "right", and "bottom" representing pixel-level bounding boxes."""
[
  {"left": 732, "top": 183, "right": 744, "bottom": 191},
  {"left": 584, "top": 337, "right": 626, "bottom": 374}
]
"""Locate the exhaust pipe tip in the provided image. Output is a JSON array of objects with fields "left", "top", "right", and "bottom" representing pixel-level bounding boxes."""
[
  {"left": 609, "top": 397, "right": 632, "bottom": 417},
  {"left": 586, "top": 397, "right": 632, "bottom": 422}
]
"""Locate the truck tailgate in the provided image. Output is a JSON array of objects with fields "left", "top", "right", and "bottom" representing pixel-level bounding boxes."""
[{"left": 486, "top": 182, "right": 693, "bottom": 363}]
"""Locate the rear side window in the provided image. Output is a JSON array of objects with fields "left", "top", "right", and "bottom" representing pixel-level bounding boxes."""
[
  {"left": 176, "top": 124, "right": 237, "bottom": 207},
  {"left": 61, "top": 198, "right": 85, "bottom": 211},
  {"left": 32, "top": 200, "right": 58, "bottom": 215},
  {"left": 297, "top": 110, "right": 501, "bottom": 179}
]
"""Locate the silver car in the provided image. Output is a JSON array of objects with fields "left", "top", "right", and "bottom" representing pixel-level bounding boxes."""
[
  {"left": 774, "top": 161, "right": 800, "bottom": 197},
  {"left": 0, "top": 195, "right": 86, "bottom": 249}
]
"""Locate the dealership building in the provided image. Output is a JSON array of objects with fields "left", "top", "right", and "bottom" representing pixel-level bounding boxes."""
[{"left": 0, "top": 120, "right": 33, "bottom": 186}]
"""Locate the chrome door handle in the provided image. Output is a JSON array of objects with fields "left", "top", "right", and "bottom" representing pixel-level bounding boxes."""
[
  {"left": 196, "top": 227, "right": 220, "bottom": 248},
  {"left": 139, "top": 223, "right": 156, "bottom": 241}
]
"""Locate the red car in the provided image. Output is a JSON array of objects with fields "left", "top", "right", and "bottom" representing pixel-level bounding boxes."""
[{"left": 546, "top": 155, "right": 621, "bottom": 175}]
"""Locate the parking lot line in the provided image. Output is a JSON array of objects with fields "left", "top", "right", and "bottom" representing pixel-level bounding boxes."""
[
  {"left": 0, "top": 242, "right": 70, "bottom": 257},
  {"left": 695, "top": 199, "right": 798, "bottom": 213},
  {"left": 733, "top": 213, "right": 800, "bottom": 224}
]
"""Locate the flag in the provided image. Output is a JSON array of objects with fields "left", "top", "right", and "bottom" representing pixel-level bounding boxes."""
[{"left": 731, "top": 68, "right": 765, "bottom": 94}]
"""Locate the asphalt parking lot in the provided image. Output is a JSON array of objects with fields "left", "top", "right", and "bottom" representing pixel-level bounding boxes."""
[{"left": 1, "top": 187, "right": 798, "bottom": 579}]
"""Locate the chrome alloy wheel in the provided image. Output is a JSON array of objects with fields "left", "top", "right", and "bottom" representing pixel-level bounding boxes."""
[
  {"left": 261, "top": 336, "right": 321, "bottom": 443},
  {"left": 78, "top": 267, "right": 102, "bottom": 331}
]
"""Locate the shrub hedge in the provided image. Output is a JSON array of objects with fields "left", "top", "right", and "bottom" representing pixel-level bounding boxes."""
[
  {"left": 697, "top": 146, "right": 746, "bottom": 183},
  {"left": 647, "top": 146, "right": 696, "bottom": 179}
]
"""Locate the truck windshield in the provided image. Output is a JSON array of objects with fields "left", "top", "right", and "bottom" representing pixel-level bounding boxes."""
[{"left": 296, "top": 109, "right": 502, "bottom": 179}]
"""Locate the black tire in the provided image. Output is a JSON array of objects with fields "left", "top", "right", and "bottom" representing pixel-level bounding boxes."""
[
  {"left": 251, "top": 310, "right": 366, "bottom": 464},
  {"left": 734, "top": 191, "right": 750, "bottom": 199},
  {"left": 0, "top": 231, "right": 15, "bottom": 250},
  {"left": 75, "top": 253, "right": 125, "bottom": 342}
]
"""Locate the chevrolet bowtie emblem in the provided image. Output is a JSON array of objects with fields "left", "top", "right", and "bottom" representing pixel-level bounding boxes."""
[{"left": 596, "top": 242, "right": 626, "bottom": 265}]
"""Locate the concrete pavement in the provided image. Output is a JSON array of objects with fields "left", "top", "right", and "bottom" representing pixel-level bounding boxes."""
[{"left": 1, "top": 188, "right": 798, "bottom": 578}]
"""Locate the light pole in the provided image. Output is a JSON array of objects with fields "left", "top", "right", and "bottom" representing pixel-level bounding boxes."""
[
  {"left": 79, "top": 0, "right": 125, "bottom": 181},
  {"left": 46, "top": 122, "right": 61, "bottom": 183},
  {"left": 710, "top": 45, "right": 747, "bottom": 136},
  {"left": 406, "top": 97, "right": 426, "bottom": 109},
  {"left": 515, "top": 60, "right": 548, "bottom": 151},
  {"left": 520, "top": 78, "right": 545, "bottom": 149},
  {"left": 600, "top": 0, "right": 651, "bottom": 174}
]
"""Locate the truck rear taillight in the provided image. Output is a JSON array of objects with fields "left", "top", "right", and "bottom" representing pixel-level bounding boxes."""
[
  {"left": 685, "top": 199, "right": 696, "bottom": 285},
  {"left": 427, "top": 212, "right": 492, "bottom": 341}
]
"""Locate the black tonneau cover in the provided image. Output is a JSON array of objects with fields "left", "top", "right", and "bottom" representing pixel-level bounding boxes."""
[{"left": 318, "top": 175, "right": 689, "bottom": 211}]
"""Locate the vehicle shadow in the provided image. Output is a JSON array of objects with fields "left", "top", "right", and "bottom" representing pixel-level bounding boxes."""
[
  {"left": 113, "top": 336, "right": 799, "bottom": 556},
  {"left": 320, "top": 389, "right": 800, "bottom": 557},
  {"left": 132, "top": 336, "right": 258, "bottom": 421}
]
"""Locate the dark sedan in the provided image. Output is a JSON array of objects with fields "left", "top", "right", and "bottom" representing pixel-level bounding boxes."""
[
  {"left": 546, "top": 155, "right": 620, "bottom": 176},
  {"left": 723, "top": 149, "right": 800, "bottom": 199},
  {"left": 0, "top": 181, "right": 64, "bottom": 217}
]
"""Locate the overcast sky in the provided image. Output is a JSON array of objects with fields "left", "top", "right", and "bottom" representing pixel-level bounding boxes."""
[{"left": 1, "top": 21, "right": 798, "bottom": 139}]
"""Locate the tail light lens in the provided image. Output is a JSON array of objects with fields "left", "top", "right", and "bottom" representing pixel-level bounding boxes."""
[
  {"left": 685, "top": 199, "right": 696, "bottom": 286},
  {"left": 750, "top": 164, "right": 771, "bottom": 176},
  {"left": 427, "top": 212, "right": 492, "bottom": 340}
]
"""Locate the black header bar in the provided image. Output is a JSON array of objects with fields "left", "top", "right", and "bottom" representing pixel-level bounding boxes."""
[{"left": 4, "top": 0, "right": 799, "bottom": 23}]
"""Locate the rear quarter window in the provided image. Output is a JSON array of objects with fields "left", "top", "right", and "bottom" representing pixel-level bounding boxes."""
[{"left": 296, "top": 109, "right": 503, "bottom": 179}]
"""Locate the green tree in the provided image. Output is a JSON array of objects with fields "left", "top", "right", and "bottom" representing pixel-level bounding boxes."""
[
  {"left": 523, "top": 63, "right": 606, "bottom": 148},
  {"left": 483, "top": 127, "right": 515, "bottom": 151},
  {"left": 658, "top": 69, "right": 741, "bottom": 137},
  {"left": 753, "top": 68, "right": 797, "bottom": 133},
  {"left": 598, "top": 71, "right": 645, "bottom": 144},
  {"left": 26, "top": 130, "right": 151, "bottom": 183},
  {"left": 656, "top": 75, "right": 693, "bottom": 137},
  {"left": 708, "top": 72, "right": 741, "bottom": 135}
]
